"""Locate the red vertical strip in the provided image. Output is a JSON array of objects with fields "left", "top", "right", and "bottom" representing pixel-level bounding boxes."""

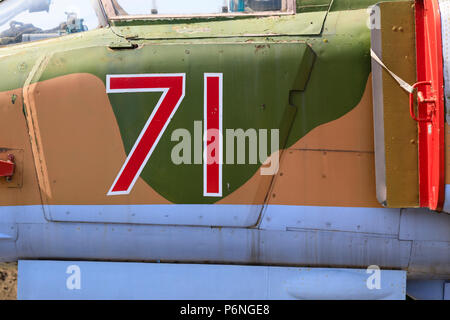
[
  {"left": 415, "top": 0, "right": 430, "bottom": 207},
  {"left": 204, "top": 74, "right": 222, "bottom": 197},
  {"left": 415, "top": 0, "right": 445, "bottom": 210}
]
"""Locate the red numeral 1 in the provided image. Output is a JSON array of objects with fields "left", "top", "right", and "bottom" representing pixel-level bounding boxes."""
[
  {"left": 106, "top": 74, "right": 186, "bottom": 195},
  {"left": 203, "top": 73, "right": 223, "bottom": 197}
]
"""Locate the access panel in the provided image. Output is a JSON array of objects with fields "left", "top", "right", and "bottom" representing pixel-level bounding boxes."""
[{"left": 371, "top": 0, "right": 445, "bottom": 211}]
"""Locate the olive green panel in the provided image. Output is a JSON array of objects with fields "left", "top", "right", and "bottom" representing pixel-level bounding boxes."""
[
  {"left": 111, "top": 11, "right": 328, "bottom": 37},
  {"left": 373, "top": 1, "right": 419, "bottom": 207},
  {"left": 286, "top": 8, "right": 372, "bottom": 146},
  {"left": 35, "top": 42, "right": 314, "bottom": 204},
  {"left": 330, "top": 0, "right": 403, "bottom": 11},
  {"left": 296, "top": 0, "right": 405, "bottom": 12},
  {"left": 296, "top": 0, "right": 333, "bottom": 13}
]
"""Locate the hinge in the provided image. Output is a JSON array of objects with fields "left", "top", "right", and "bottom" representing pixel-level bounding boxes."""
[
  {"left": 409, "top": 81, "right": 435, "bottom": 122},
  {"left": 108, "top": 39, "right": 138, "bottom": 49}
]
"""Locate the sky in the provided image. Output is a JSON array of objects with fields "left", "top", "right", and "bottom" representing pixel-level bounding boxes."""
[
  {"left": 0, "top": 0, "right": 99, "bottom": 32},
  {"left": 0, "top": 0, "right": 265, "bottom": 33},
  {"left": 0, "top": 0, "right": 233, "bottom": 33}
]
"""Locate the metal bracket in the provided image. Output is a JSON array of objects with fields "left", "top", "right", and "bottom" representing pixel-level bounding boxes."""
[{"left": 409, "top": 81, "right": 435, "bottom": 122}]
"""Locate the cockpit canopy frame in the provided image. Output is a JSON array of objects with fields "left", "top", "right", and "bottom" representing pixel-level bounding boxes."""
[{"left": 99, "top": 0, "right": 296, "bottom": 22}]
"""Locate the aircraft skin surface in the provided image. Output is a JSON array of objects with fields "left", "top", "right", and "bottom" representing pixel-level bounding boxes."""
[{"left": 0, "top": 0, "right": 448, "bottom": 281}]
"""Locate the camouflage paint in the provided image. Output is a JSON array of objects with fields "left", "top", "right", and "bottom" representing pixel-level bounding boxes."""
[{"left": 0, "top": 0, "right": 405, "bottom": 206}]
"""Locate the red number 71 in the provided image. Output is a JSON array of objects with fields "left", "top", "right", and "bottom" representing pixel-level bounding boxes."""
[{"left": 106, "top": 73, "right": 223, "bottom": 198}]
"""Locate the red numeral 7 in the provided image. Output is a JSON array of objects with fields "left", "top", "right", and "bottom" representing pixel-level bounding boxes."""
[{"left": 106, "top": 74, "right": 186, "bottom": 195}]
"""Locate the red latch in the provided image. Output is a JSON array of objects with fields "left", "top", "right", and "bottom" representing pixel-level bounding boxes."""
[
  {"left": 414, "top": 0, "right": 445, "bottom": 211},
  {"left": 0, "top": 154, "right": 15, "bottom": 180},
  {"left": 409, "top": 81, "right": 434, "bottom": 122}
]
